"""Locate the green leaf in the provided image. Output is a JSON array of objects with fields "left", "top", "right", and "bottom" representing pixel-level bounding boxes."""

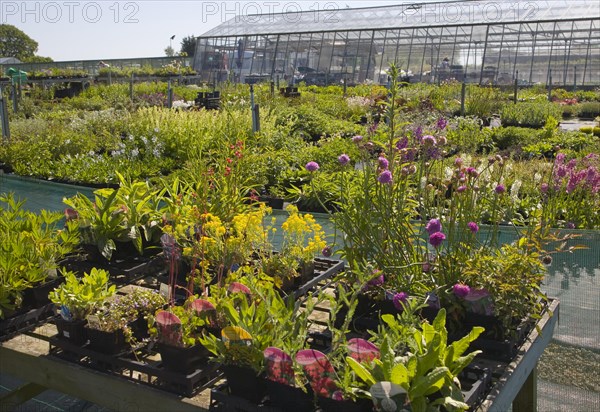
[{"left": 346, "top": 356, "right": 376, "bottom": 386}]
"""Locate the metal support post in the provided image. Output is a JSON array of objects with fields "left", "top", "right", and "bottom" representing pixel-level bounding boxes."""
[
  {"left": 514, "top": 70, "right": 518, "bottom": 104},
  {"left": 460, "top": 78, "right": 467, "bottom": 116}
]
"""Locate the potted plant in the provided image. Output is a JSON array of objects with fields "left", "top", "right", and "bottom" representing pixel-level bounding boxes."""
[
  {"left": 345, "top": 308, "right": 484, "bottom": 412},
  {"left": 200, "top": 282, "right": 304, "bottom": 403},
  {"left": 148, "top": 296, "right": 218, "bottom": 373},
  {"left": 0, "top": 194, "right": 79, "bottom": 318},
  {"left": 49, "top": 268, "right": 116, "bottom": 345},
  {"left": 85, "top": 288, "right": 166, "bottom": 354},
  {"left": 261, "top": 204, "right": 326, "bottom": 290}
]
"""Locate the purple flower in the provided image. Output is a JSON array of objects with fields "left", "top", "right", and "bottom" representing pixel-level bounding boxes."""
[
  {"left": 377, "top": 170, "right": 392, "bottom": 184},
  {"left": 468, "top": 221, "right": 479, "bottom": 233},
  {"left": 321, "top": 246, "right": 333, "bottom": 257},
  {"left": 566, "top": 222, "right": 576, "bottom": 229},
  {"left": 422, "top": 135, "right": 437, "bottom": 146},
  {"left": 456, "top": 185, "right": 467, "bottom": 193},
  {"left": 414, "top": 126, "right": 423, "bottom": 141},
  {"left": 366, "top": 271, "right": 385, "bottom": 288},
  {"left": 338, "top": 154, "right": 350, "bottom": 166},
  {"left": 453, "top": 283, "right": 471, "bottom": 298},
  {"left": 494, "top": 184, "right": 506, "bottom": 194},
  {"left": 429, "top": 231, "right": 446, "bottom": 248},
  {"left": 466, "top": 167, "right": 478, "bottom": 177},
  {"left": 436, "top": 117, "right": 448, "bottom": 130},
  {"left": 305, "top": 161, "right": 319, "bottom": 172},
  {"left": 454, "top": 157, "right": 463, "bottom": 167},
  {"left": 396, "top": 137, "right": 408, "bottom": 150},
  {"left": 352, "top": 135, "right": 363, "bottom": 143},
  {"left": 425, "top": 218, "right": 442, "bottom": 235},
  {"left": 378, "top": 156, "right": 389, "bottom": 170},
  {"left": 392, "top": 292, "right": 408, "bottom": 310},
  {"left": 540, "top": 183, "right": 549, "bottom": 193}
]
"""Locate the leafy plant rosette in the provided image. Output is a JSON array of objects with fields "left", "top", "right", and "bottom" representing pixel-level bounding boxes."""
[
  {"left": 49, "top": 268, "right": 116, "bottom": 321},
  {"left": 62, "top": 172, "right": 163, "bottom": 261},
  {"left": 346, "top": 308, "right": 484, "bottom": 412},
  {"left": 260, "top": 204, "right": 326, "bottom": 286}
]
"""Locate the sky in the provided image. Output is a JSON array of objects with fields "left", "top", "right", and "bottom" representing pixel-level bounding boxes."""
[{"left": 1, "top": 0, "right": 404, "bottom": 61}]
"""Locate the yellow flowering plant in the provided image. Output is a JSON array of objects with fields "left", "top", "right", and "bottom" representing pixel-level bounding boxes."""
[{"left": 262, "top": 205, "right": 326, "bottom": 285}]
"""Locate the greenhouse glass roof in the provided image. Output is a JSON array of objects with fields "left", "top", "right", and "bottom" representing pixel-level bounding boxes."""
[{"left": 201, "top": 0, "right": 600, "bottom": 37}]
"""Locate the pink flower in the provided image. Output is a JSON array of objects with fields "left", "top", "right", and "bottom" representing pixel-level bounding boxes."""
[
  {"left": 425, "top": 218, "right": 442, "bottom": 235},
  {"left": 377, "top": 170, "right": 392, "bottom": 184},
  {"left": 305, "top": 161, "right": 319, "bottom": 172},
  {"left": 422, "top": 135, "right": 437, "bottom": 146},
  {"left": 453, "top": 283, "right": 471, "bottom": 298},
  {"left": 392, "top": 292, "right": 408, "bottom": 310},
  {"left": 429, "top": 232, "right": 446, "bottom": 248},
  {"left": 457, "top": 185, "right": 467, "bottom": 193},
  {"left": 467, "top": 221, "right": 479, "bottom": 233},
  {"left": 378, "top": 156, "right": 389, "bottom": 170}
]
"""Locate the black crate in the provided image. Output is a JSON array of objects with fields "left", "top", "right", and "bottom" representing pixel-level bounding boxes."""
[
  {"left": 0, "top": 303, "right": 55, "bottom": 342},
  {"left": 48, "top": 334, "right": 220, "bottom": 397}
]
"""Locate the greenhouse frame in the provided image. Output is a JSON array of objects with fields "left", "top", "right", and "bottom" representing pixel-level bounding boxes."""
[{"left": 193, "top": 0, "right": 600, "bottom": 86}]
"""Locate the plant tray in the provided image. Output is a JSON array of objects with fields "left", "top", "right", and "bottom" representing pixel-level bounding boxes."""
[
  {"left": 468, "top": 319, "right": 534, "bottom": 362},
  {"left": 47, "top": 334, "right": 221, "bottom": 397},
  {"left": 61, "top": 253, "right": 164, "bottom": 284},
  {"left": 291, "top": 258, "right": 345, "bottom": 300},
  {"left": 459, "top": 364, "right": 492, "bottom": 408},
  {"left": 0, "top": 303, "right": 55, "bottom": 342}
]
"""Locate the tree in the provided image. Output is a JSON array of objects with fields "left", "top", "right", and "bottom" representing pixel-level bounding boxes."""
[
  {"left": 22, "top": 55, "right": 53, "bottom": 63},
  {"left": 180, "top": 35, "right": 197, "bottom": 57},
  {"left": 0, "top": 24, "right": 38, "bottom": 60},
  {"left": 164, "top": 46, "right": 175, "bottom": 57}
]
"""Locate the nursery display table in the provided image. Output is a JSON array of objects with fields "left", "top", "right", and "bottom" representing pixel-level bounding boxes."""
[{"left": 0, "top": 299, "right": 559, "bottom": 412}]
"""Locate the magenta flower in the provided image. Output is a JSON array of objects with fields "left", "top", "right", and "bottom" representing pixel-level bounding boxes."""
[
  {"left": 352, "top": 135, "right": 363, "bottom": 143},
  {"left": 466, "top": 167, "right": 478, "bottom": 177},
  {"left": 378, "top": 156, "right": 389, "bottom": 170},
  {"left": 494, "top": 184, "right": 506, "bottom": 194},
  {"left": 392, "top": 292, "right": 408, "bottom": 310},
  {"left": 377, "top": 170, "right": 392, "bottom": 184},
  {"left": 429, "top": 231, "right": 446, "bottom": 248},
  {"left": 454, "top": 157, "right": 463, "bottom": 167},
  {"left": 467, "top": 221, "right": 479, "bottom": 233},
  {"left": 540, "top": 183, "right": 549, "bottom": 193},
  {"left": 366, "top": 271, "right": 385, "bottom": 288},
  {"left": 425, "top": 218, "right": 442, "bottom": 235},
  {"left": 321, "top": 246, "right": 333, "bottom": 257},
  {"left": 453, "top": 283, "right": 471, "bottom": 298},
  {"left": 305, "top": 161, "right": 319, "bottom": 172},
  {"left": 457, "top": 185, "right": 467, "bottom": 193},
  {"left": 338, "top": 154, "right": 350, "bottom": 166}
]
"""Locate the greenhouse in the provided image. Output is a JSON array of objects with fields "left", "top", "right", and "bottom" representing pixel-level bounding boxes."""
[{"left": 193, "top": 0, "right": 600, "bottom": 86}]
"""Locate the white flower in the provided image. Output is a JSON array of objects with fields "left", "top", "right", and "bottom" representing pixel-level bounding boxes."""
[
  {"left": 131, "top": 148, "right": 139, "bottom": 158},
  {"left": 510, "top": 180, "right": 522, "bottom": 200},
  {"left": 534, "top": 173, "right": 542, "bottom": 183}
]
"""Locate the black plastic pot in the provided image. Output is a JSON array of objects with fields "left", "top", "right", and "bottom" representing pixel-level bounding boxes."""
[
  {"left": 222, "top": 364, "right": 266, "bottom": 404},
  {"left": 158, "top": 342, "right": 209, "bottom": 374},
  {"left": 85, "top": 327, "right": 127, "bottom": 355},
  {"left": 265, "top": 380, "right": 314, "bottom": 412},
  {"left": 55, "top": 318, "right": 88, "bottom": 345},
  {"left": 318, "top": 396, "right": 373, "bottom": 412}
]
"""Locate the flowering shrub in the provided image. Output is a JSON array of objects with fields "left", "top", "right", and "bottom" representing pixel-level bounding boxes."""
[{"left": 542, "top": 152, "right": 600, "bottom": 229}]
